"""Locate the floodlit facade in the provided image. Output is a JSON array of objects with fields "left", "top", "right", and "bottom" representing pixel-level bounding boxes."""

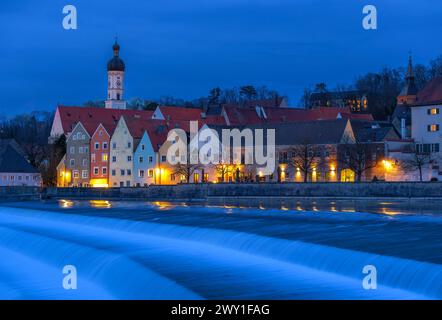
[{"left": 109, "top": 117, "right": 134, "bottom": 187}]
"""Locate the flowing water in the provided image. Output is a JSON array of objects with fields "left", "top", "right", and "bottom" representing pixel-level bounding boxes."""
[{"left": 0, "top": 199, "right": 441, "bottom": 299}]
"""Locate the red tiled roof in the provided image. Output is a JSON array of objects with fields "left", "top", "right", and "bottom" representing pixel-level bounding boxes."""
[
  {"left": 223, "top": 105, "right": 374, "bottom": 126},
  {"left": 159, "top": 106, "right": 225, "bottom": 125},
  {"left": 57, "top": 105, "right": 154, "bottom": 136},
  {"left": 414, "top": 77, "right": 442, "bottom": 106}
]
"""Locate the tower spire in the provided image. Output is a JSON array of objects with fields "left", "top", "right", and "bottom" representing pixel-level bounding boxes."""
[
  {"left": 406, "top": 53, "right": 414, "bottom": 81},
  {"left": 397, "top": 53, "right": 418, "bottom": 105}
]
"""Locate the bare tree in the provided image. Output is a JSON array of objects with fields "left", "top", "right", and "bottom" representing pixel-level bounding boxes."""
[
  {"left": 289, "top": 144, "right": 320, "bottom": 182},
  {"left": 172, "top": 161, "right": 202, "bottom": 183},
  {"left": 400, "top": 144, "right": 432, "bottom": 182},
  {"left": 338, "top": 139, "right": 380, "bottom": 182},
  {"left": 213, "top": 163, "right": 232, "bottom": 183}
]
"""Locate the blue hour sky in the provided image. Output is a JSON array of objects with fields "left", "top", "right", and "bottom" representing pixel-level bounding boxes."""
[{"left": 1, "top": 0, "right": 442, "bottom": 116}]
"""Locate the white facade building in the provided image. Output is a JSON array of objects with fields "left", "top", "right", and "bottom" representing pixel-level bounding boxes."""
[
  {"left": 411, "top": 77, "right": 442, "bottom": 180},
  {"left": 109, "top": 117, "right": 134, "bottom": 187}
]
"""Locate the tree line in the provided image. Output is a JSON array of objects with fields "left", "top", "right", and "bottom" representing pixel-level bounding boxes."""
[{"left": 301, "top": 55, "right": 442, "bottom": 120}]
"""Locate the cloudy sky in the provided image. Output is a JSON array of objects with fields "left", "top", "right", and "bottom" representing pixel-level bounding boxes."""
[{"left": 1, "top": 0, "right": 442, "bottom": 116}]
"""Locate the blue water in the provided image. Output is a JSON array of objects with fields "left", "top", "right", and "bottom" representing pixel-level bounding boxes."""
[{"left": 0, "top": 200, "right": 441, "bottom": 299}]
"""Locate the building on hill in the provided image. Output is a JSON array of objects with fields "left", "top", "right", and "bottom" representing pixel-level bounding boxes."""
[
  {"left": 308, "top": 90, "right": 369, "bottom": 113},
  {"left": 0, "top": 139, "right": 41, "bottom": 186}
]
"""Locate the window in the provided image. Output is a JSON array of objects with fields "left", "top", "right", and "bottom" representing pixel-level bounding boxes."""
[
  {"left": 84, "top": 147, "right": 89, "bottom": 154},
  {"left": 170, "top": 174, "right": 176, "bottom": 181},
  {"left": 70, "top": 147, "right": 75, "bottom": 154},
  {"left": 428, "top": 108, "right": 440, "bottom": 115},
  {"left": 139, "top": 156, "right": 143, "bottom": 163},
  {"left": 94, "top": 142, "right": 100, "bottom": 150},
  {"left": 428, "top": 124, "right": 440, "bottom": 132},
  {"left": 79, "top": 147, "right": 83, "bottom": 154},
  {"left": 69, "top": 159, "right": 75, "bottom": 166},
  {"left": 73, "top": 170, "right": 79, "bottom": 178},
  {"left": 161, "top": 155, "right": 167, "bottom": 162},
  {"left": 103, "top": 142, "right": 108, "bottom": 149},
  {"left": 111, "top": 169, "right": 116, "bottom": 176},
  {"left": 139, "top": 170, "right": 145, "bottom": 178},
  {"left": 112, "top": 156, "right": 116, "bottom": 162},
  {"left": 102, "top": 154, "right": 108, "bottom": 162},
  {"left": 91, "top": 154, "right": 96, "bottom": 163},
  {"left": 120, "top": 169, "right": 125, "bottom": 176},
  {"left": 127, "top": 142, "right": 132, "bottom": 148},
  {"left": 141, "top": 144, "right": 145, "bottom": 151},
  {"left": 148, "top": 169, "right": 154, "bottom": 177},
  {"left": 82, "top": 159, "right": 87, "bottom": 167},
  {"left": 99, "top": 130, "right": 103, "bottom": 136},
  {"left": 193, "top": 173, "right": 200, "bottom": 183},
  {"left": 18, "top": 175, "right": 22, "bottom": 181},
  {"left": 94, "top": 167, "right": 99, "bottom": 175},
  {"left": 148, "top": 156, "right": 153, "bottom": 163},
  {"left": 10, "top": 175, "right": 14, "bottom": 181},
  {"left": 417, "top": 143, "right": 440, "bottom": 154},
  {"left": 102, "top": 167, "right": 107, "bottom": 175},
  {"left": 127, "top": 156, "right": 132, "bottom": 162},
  {"left": 203, "top": 173, "right": 209, "bottom": 183},
  {"left": 82, "top": 170, "right": 88, "bottom": 179},
  {"left": 112, "top": 142, "right": 117, "bottom": 149},
  {"left": 127, "top": 169, "right": 132, "bottom": 176}
]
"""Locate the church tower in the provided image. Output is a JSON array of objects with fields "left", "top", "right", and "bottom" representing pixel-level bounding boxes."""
[
  {"left": 397, "top": 55, "right": 418, "bottom": 105},
  {"left": 105, "top": 39, "right": 127, "bottom": 109}
]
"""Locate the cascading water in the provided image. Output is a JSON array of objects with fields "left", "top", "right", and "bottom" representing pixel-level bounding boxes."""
[{"left": 0, "top": 202, "right": 440, "bottom": 300}]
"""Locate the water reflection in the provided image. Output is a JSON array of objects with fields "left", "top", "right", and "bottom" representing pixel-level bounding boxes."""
[
  {"left": 58, "top": 199, "right": 73, "bottom": 208},
  {"left": 55, "top": 197, "right": 442, "bottom": 216},
  {"left": 89, "top": 200, "right": 111, "bottom": 208}
]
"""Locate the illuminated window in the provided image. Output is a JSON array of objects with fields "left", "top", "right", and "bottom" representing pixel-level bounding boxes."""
[
  {"left": 428, "top": 124, "right": 440, "bottom": 132},
  {"left": 428, "top": 108, "right": 440, "bottom": 115},
  {"left": 102, "top": 153, "right": 108, "bottom": 162}
]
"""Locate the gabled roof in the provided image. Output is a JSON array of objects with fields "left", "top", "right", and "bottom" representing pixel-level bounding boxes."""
[
  {"left": 56, "top": 106, "right": 154, "bottom": 136},
  {"left": 0, "top": 141, "right": 39, "bottom": 173},
  {"left": 350, "top": 120, "right": 399, "bottom": 143},
  {"left": 414, "top": 77, "right": 442, "bottom": 106}
]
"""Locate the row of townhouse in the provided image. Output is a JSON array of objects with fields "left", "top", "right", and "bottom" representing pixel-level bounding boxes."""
[
  {"left": 52, "top": 103, "right": 377, "bottom": 187},
  {"left": 56, "top": 116, "right": 404, "bottom": 187}
]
